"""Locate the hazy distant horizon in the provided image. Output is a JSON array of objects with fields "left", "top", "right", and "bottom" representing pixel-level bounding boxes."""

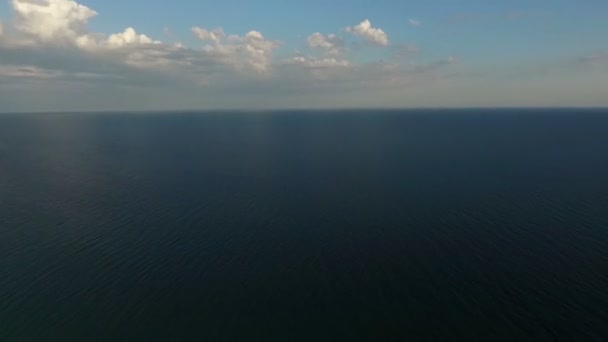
[{"left": 2, "top": 106, "right": 608, "bottom": 115}]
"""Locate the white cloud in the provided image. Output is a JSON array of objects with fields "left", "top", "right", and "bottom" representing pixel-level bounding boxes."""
[
  {"left": 285, "top": 56, "right": 351, "bottom": 68},
  {"left": 408, "top": 19, "right": 422, "bottom": 27},
  {"left": 3, "top": 1, "right": 399, "bottom": 81},
  {"left": 194, "top": 27, "right": 279, "bottom": 74},
  {"left": 0, "top": 0, "right": 473, "bottom": 111},
  {"left": 11, "top": 0, "right": 97, "bottom": 43},
  {"left": 277, "top": 55, "right": 460, "bottom": 89},
  {"left": 281, "top": 55, "right": 353, "bottom": 82},
  {"left": 9, "top": 0, "right": 161, "bottom": 51},
  {"left": 346, "top": 19, "right": 389, "bottom": 46},
  {"left": 192, "top": 27, "right": 225, "bottom": 44},
  {"left": 307, "top": 32, "right": 344, "bottom": 55},
  {"left": 4, "top": 0, "right": 172, "bottom": 73},
  {"left": 106, "top": 27, "right": 161, "bottom": 48}
]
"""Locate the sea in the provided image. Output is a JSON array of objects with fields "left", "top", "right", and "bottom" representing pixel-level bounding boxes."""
[{"left": 1, "top": 109, "right": 607, "bottom": 341}]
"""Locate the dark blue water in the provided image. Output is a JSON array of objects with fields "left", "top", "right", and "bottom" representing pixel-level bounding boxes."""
[{"left": 1, "top": 109, "right": 608, "bottom": 341}]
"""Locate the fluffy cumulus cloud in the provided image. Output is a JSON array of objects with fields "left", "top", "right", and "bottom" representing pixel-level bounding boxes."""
[
  {"left": 0, "top": 0, "right": 466, "bottom": 111},
  {"left": 346, "top": 19, "right": 389, "bottom": 46},
  {"left": 106, "top": 28, "right": 160, "bottom": 48},
  {"left": 192, "top": 27, "right": 225, "bottom": 44},
  {"left": 307, "top": 32, "right": 344, "bottom": 55},
  {"left": 11, "top": 0, "right": 97, "bottom": 42},
  {"left": 8, "top": 0, "right": 160, "bottom": 50},
  {"left": 1, "top": 0, "right": 284, "bottom": 78},
  {"left": 194, "top": 28, "right": 280, "bottom": 74}
]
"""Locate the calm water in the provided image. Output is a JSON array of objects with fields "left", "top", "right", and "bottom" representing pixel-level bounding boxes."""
[{"left": 1, "top": 109, "right": 608, "bottom": 341}]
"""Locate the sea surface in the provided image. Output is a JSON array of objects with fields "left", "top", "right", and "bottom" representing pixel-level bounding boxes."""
[{"left": 1, "top": 109, "right": 608, "bottom": 341}]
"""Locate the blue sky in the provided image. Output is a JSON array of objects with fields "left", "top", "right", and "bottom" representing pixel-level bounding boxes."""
[{"left": 0, "top": 0, "right": 607, "bottom": 111}]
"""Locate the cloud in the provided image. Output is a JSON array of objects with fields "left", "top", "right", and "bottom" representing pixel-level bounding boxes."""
[
  {"left": 0, "top": 42, "right": 196, "bottom": 87},
  {"left": 346, "top": 19, "right": 389, "bottom": 46},
  {"left": 2, "top": 0, "right": 283, "bottom": 80},
  {"left": 282, "top": 55, "right": 353, "bottom": 81},
  {"left": 0, "top": 64, "right": 123, "bottom": 85},
  {"left": 192, "top": 27, "right": 225, "bottom": 44},
  {"left": 0, "top": 65, "right": 62, "bottom": 79},
  {"left": 276, "top": 54, "right": 460, "bottom": 91},
  {"left": 285, "top": 56, "right": 351, "bottom": 68},
  {"left": 194, "top": 28, "right": 280, "bottom": 74},
  {"left": 9, "top": 0, "right": 161, "bottom": 51},
  {"left": 0, "top": 20, "right": 4, "bottom": 37},
  {"left": 11, "top": 0, "right": 97, "bottom": 44},
  {"left": 2, "top": 7, "right": 215, "bottom": 87},
  {"left": 408, "top": 19, "right": 422, "bottom": 27},
  {"left": 106, "top": 28, "right": 161, "bottom": 48},
  {"left": 0, "top": 0, "right": 472, "bottom": 111},
  {"left": 307, "top": 32, "right": 344, "bottom": 55}
]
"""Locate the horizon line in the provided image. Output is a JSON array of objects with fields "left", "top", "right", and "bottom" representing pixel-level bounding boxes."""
[{"left": 1, "top": 107, "right": 607, "bottom": 115}]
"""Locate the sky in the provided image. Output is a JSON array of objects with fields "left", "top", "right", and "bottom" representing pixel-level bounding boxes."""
[{"left": 0, "top": 0, "right": 607, "bottom": 112}]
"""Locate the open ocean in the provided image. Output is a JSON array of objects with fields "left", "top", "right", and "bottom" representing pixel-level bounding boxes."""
[{"left": 1, "top": 109, "right": 608, "bottom": 341}]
